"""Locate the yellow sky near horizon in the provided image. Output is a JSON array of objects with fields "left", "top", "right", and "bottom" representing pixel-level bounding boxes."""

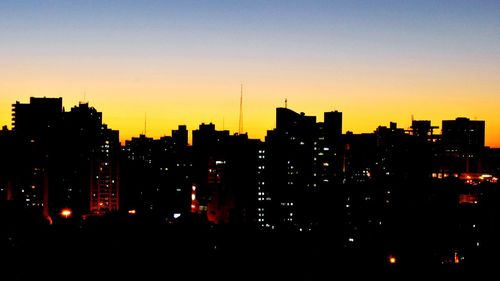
[{"left": 1, "top": 63, "right": 499, "bottom": 147}]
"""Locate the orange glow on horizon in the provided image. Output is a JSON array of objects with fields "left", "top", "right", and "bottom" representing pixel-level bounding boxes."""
[{"left": 1, "top": 75, "right": 499, "bottom": 147}]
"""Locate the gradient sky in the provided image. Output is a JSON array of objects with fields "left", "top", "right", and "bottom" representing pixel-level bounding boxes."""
[{"left": 1, "top": 0, "right": 499, "bottom": 146}]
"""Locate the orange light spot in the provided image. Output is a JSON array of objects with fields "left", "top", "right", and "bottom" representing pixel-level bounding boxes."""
[
  {"left": 61, "top": 208, "right": 72, "bottom": 219},
  {"left": 389, "top": 255, "right": 397, "bottom": 264}
]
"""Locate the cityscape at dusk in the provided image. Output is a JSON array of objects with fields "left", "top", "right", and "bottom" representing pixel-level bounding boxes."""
[{"left": 1, "top": 0, "right": 500, "bottom": 279}]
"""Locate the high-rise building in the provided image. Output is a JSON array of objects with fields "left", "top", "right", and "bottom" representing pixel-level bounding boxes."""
[
  {"left": 191, "top": 123, "right": 261, "bottom": 225},
  {"left": 153, "top": 131, "right": 192, "bottom": 217},
  {"left": 256, "top": 144, "right": 269, "bottom": 229},
  {"left": 192, "top": 123, "right": 229, "bottom": 218},
  {"left": 10, "top": 98, "right": 120, "bottom": 220},
  {"left": 172, "top": 125, "right": 188, "bottom": 147},
  {"left": 324, "top": 111, "right": 342, "bottom": 140},
  {"left": 11, "top": 97, "right": 63, "bottom": 221},
  {"left": 440, "top": 117, "right": 486, "bottom": 173},
  {"left": 442, "top": 118, "right": 485, "bottom": 150},
  {"left": 265, "top": 108, "right": 318, "bottom": 230},
  {"left": 121, "top": 126, "right": 192, "bottom": 218},
  {"left": 410, "top": 120, "right": 439, "bottom": 143},
  {"left": 342, "top": 132, "right": 377, "bottom": 184},
  {"left": 0, "top": 126, "right": 14, "bottom": 203},
  {"left": 262, "top": 107, "right": 345, "bottom": 231},
  {"left": 122, "top": 134, "right": 155, "bottom": 213},
  {"left": 60, "top": 102, "right": 104, "bottom": 216},
  {"left": 317, "top": 111, "right": 344, "bottom": 185},
  {"left": 90, "top": 126, "right": 120, "bottom": 214}
]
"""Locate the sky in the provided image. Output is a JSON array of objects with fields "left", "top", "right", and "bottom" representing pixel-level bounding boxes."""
[{"left": 1, "top": 0, "right": 499, "bottom": 146}]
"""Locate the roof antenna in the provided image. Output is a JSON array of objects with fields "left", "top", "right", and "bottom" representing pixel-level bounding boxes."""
[
  {"left": 285, "top": 98, "right": 288, "bottom": 109},
  {"left": 144, "top": 112, "right": 147, "bottom": 136},
  {"left": 81, "top": 90, "right": 87, "bottom": 105},
  {"left": 238, "top": 83, "right": 243, "bottom": 134}
]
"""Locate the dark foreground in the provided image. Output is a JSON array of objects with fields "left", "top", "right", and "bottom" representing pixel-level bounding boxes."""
[{"left": 2, "top": 216, "right": 500, "bottom": 280}]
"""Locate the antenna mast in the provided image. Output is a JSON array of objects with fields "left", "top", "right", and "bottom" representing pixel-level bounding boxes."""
[
  {"left": 238, "top": 84, "right": 244, "bottom": 134},
  {"left": 144, "top": 112, "right": 147, "bottom": 136},
  {"left": 285, "top": 98, "right": 287, "bottom": 109},
  {"left": 80, "top": 90, "right": 87, "bottom": 105}
]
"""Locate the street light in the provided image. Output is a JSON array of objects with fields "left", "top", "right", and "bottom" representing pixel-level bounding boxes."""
[
  {"left": 388, "top": 255, "right": 397, "bottom": 265},
  {"left": 61, "top": 208, "right": 72, "bottom": 219}
]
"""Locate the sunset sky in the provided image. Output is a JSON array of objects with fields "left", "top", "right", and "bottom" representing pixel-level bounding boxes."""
[{"left": 1, "top": 1, "right": 499, "bottom": 146}]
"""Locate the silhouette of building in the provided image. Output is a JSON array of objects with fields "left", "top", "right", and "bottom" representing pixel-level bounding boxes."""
[
  {"left": 317, "top": 111, "right": 344, "bottom": 185},
  {"left": 223, "top": 133, "right": 262, "bottom": 225},
  {"left": 59, "top": 102, "right": 120, "bottom": 216},
  {"left": 263, "top": 108, "right": 344, "bottom": 231},
  {"left": 440, "top": 117, "right": 485, "bottom": 174},
  {"left": 121, "top": 125, "right": 192, "bottom": 218},
  {"left": 172, "top": 125, "right": 188, "bottom": 147},
  {"left": 375, "top": 122, "right": 431, "bottom": 181},
  {"left": 191, "top": 123, "right": 262, "bottom": 225},
  {"left": 153, "top": 129, "right": 192, "bottom": 217},
  {"left": 342, "top": 132, "right": 377, "bottom": 184},
  {"left": 122, "top": 134, "right": 154, "bottom": 213},
  {"left": 9, "top": 98, "right": 120, "bottom": 220},
  {"left": 442, "top": 118, "right": 485, "bottom": 150},
  {"left": 0, "top": 126, "right": 14, "bottom": 203},
  {"left": 192, "top": 123, "right": 230, "bottom": 221},
  {"left": 256, "top": 144, "right": 269, "bottom": 229},
  {"left": 90, "top": 125, "right": 120, "bottom": 214},
  {"left": 265, "top": 108, "right": 316, "bottom": 230},
  {"left": 11, "top": 97, "right": 64, "bottom": 221},
  {"left": 410, "top": 120, "right": 439, "bottom": 143}
]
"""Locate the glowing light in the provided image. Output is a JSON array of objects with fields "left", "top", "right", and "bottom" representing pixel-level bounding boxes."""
[
  {"left": 459, "top": 194, "right": 478, "bottom": 205},
  {"left": 454, "top": 252, "right": 460, "bottom": 264},
  {"left": 128, "top": 209, "right": 136, "bottom": 215},
  {"left": 389, "top": 255, "right": 397, "bottom": 264},
  {"left": 173, "top": 213, "right": 181, "bottom": 219},
  {"left": 61, "top": 208, "right": 72, "bottom": 219}
]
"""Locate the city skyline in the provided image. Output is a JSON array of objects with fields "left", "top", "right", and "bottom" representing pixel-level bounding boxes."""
[
  {"left": 1, "top": 1, "right": 500, "bottom": 146},
  {"left": 1, "top": 97, "right": 495, "bottom": 148},
  {"left": 2, "top": 96, "right": 499, "bottom": 278}
]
